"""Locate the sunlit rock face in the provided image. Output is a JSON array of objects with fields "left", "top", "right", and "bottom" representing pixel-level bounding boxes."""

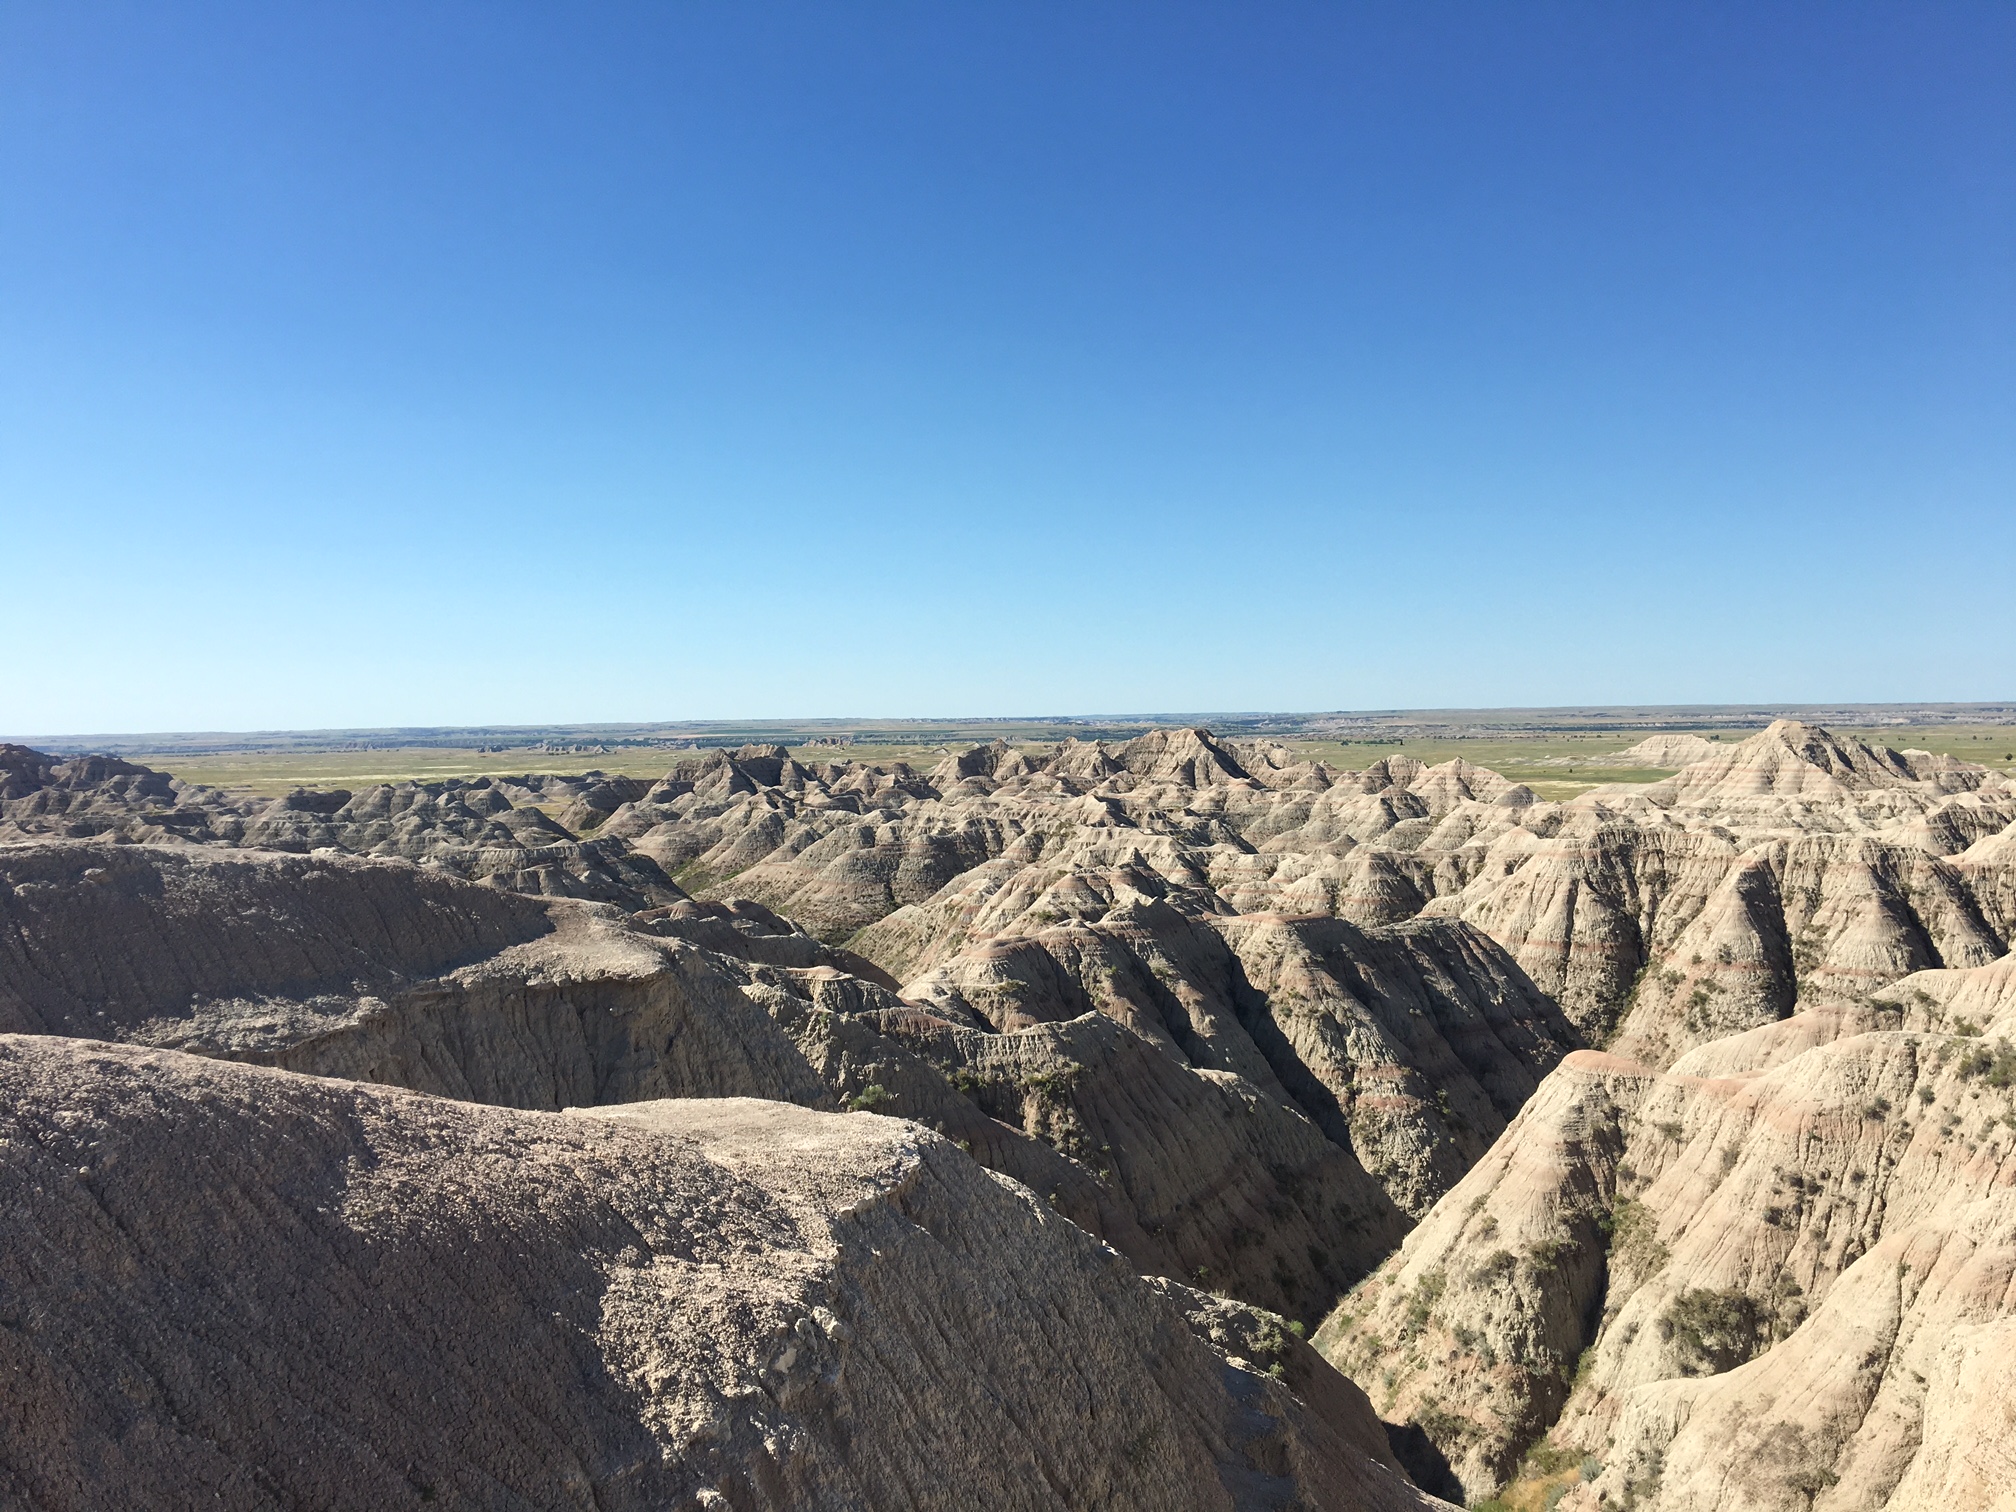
[
  {"left": 6, "top": 717, "right": 2014, "bottom": 1510},
  {"left": 1315, "top": 949, "right": 2016, "bottom": 1508},
  {"left": 0, "top": 1036, "right": 1446, "bottom": 1512}
]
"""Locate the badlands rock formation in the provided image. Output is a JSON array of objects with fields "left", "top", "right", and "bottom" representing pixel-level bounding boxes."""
[
  {"left": 1316, "top": 949, "right": 2016, "bottom": 1508},
  {"left": 583, "top": 722, "right": 2015, "bottom": 1063},
  {"left": 0, "top": 840, "right": 1402, "bottom": 1318},
  {"left": 1607, "top": 734, "right": 1726, "bottom": 769},
  {"left": 0, "top": 744, "right": 682, "bottom": 907},
  {"left": 10, "top": 723, "right": 2009, "bottom": 1073},
  {"left": 6, "top": 718, "right": 2015, "bottom": 1507},
  {"left": 0, "top": 1035, "right": 1443, "bottom": 1511},
  {"left": 0, "top": 730, "right": 1597, "bottom": 1307}
]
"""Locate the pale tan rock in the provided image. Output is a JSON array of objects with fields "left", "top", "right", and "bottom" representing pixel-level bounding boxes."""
[
  {"left": 1874, "top": 948, "right": 2016, "bottom": 1036},
  {"left": 0, "top": 743, "right": 247, "bottom": 845},
  {"left": 1143, "top": 1276, "right": 1405, "bottom": 1473},
  {"left": 9, "top": 717, "right": 2016, "bottom": 1509},
  {"left": 1646, "top": 719, "right": 1927, "bottom": 802},
  {"left": 883, "top": 852, "right": 1577, "bottom": 1223},
  {"left": 1663, "top": 1000, "right": 1894, "bottom": 1078},
  {"left": 0, "top": 1036, "right": 1449, "bottom": 1511},
  {"left": 1215, "top": 912, "right": 1575, "bottom": 1216},
  {"left": 878, "top": 1007, "right": 1409, "bottom": 1317},
  {"left": 12, "top": 725, "right": 2008, "bottom": 1058},
  {"left": 0, "top": 842, "right": 1400, "bottom": 1321},
  {"left": 1610, "top": 733, "right": 1724, "bottom": 768},
  {"left": 1322, "top": 951, "right": 2016, "bottom": 1507},
  {"left": 1313, "top": 1051, "right": 1652, "bottom": 1501},
  {"left": 1955, "top": 816, "right": 2016, "bottom": 941}
]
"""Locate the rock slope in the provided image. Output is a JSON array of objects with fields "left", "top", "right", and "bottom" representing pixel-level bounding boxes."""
[
  {"left": 1314, "top": 947, "right": 2016, "bottom": 1508},
  {"left": 555, "top": 722, "right": 2014, "bottom": 1061},
  {"left": 11, "top": 719, "right": 2009, "bottom": 1279},
  {"left": 9, "top": 720, "right": 2015, "bottom": 1508},
  {"left": 12, "top": 724, "right": 2010, "bottom": 1072},
  {"left": 0, "top": 841, "right": 1403, "bottom": 1318},
  {"left": 0, "top": 1034, "right": 1447, "bottom": 1512},
  {"left": 0, "top": 744, "right": 682, "bottom": 907}
]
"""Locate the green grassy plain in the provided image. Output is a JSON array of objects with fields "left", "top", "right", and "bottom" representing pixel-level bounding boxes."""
[
  {"left": 139, "top": 742, "right": 961, "bottom": 796},
  {"left": 1833, "top": 726, "right": 2016, "bottom": 765},
  {"left": 1282, "top": 733, "right": 1687, "bottom": 800}
]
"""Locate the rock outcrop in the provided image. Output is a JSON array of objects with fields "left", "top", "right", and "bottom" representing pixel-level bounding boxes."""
[
  {"left": 0, "top": 1034, "right": 1447, "bottom": 1511},
  {"left": 14, "top": 719, "right": 2008, "bottom": 1272},
  {"left": 12, "top": 725, "right": 2010, "bottom": 1065},
  {"left": 8, "top": 719, "right": 2014, "bottom": 1509},
  {"left": 1315, "top": 946, "right": 2016, "bottom": 1508},
  {"left": 1608, "top": 733, "right": 1725, "bottom": 768},
  {"left": 575, "top": 721, "right": 2015, "bottom": 1061},
  {"left": 0, "top": 743, "right": 245, "bottom": 844},
  {"left": 0, "top": 745, "right": 685, "bottom": 908},
  {"left": 0, "top": 842, "right": 1405, "bottom": 1317}
]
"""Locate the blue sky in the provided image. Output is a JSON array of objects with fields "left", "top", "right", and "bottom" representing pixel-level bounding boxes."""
[{"left": 2, "top": 2, "right": 2011, "bottom": 734}]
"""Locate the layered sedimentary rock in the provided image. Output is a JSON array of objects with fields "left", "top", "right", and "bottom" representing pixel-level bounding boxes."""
[
  {"left": 0, "top": 744, "right": 247, "bottom": 843},
  {"left": 14, "top": 719, "right": 2009, "bottom": 1248},
  {"left": 239, "top": 777, "right": 686, "bottom": 906},
  {"left": 580, "top": 722, "right": 2015, "bottom": 1063},
  {"left": 0, "top": 744, "right": 683, "bottom": 907},
  {"left": 6, "top": 717, "right": 2015, "bottom": 1508},
  {"left": 12, "top": 725, "right": 2011, "bottom": 1066},
  {"left": 0, "top": 727, "right": 1600, "bottom": 1300},
  {"left": 1315, "top": 946, "right": 2016, "bottom": 1508},
  {"left": 1609, "top": 733, "right": 1725, "bottom": 768},
  {"left": 876, "top": 855, "right": 1572, "bottom": 1221},
  {"left": 0, "top": 1035, "right": 1445, "bottom": 1512},
  {"left": 0, "top": 842, "right": 1405, "bottom": 1316}
]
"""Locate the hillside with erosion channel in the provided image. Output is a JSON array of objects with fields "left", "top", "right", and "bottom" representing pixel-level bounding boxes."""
[{"left": 4, "top": 717, "right": 2016, "bottom": 1509}]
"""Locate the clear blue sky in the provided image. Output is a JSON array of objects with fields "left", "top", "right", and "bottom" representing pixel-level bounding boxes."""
[{"left": 2, "top": 2, "right": 2011, "bottom": 734}]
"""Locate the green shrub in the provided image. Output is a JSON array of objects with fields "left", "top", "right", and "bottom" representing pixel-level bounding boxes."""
[
  {"left": 1957, "top": 1038, "right": 2016, "bottom": 1087},
  {"left": 1524, "top": 1238, "right": 1570, "bottom": 1274},
  {"left": 1404, "top": 1268, "right": 1447, "bottom": 1334},
  {"left": 1472, "top": 1249, "right": 1517, "bottom": 1285},
  {"left": 1608, "top": 1198, "right": 1669, "bottom": 1279},
  {"left": 1523, "top": 1442, "right": 1577, "bottom": 1477},
  {"left": 1658, "top": 1288, "right": 1764, "bottom": 1375},
  {"left": 1410, "top": 1397, "right": 1475, "bottom": 1450}
]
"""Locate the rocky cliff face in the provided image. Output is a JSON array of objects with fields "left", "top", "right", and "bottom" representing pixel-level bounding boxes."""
[
  {"left": 12, "top": 724, "right": 2010, "bottom": 1067},
  {"left": 0, "top": 1035, "right": 1447, "bottom": 1512},
  {"left": 571, "top": 721, "right": 2015, "bottom": 1062},
  {"left": 1315, "top": 947, "right": 2016, "bottom": 1508},
  {"left": 0, "top": 840, "right": 555, "bottom": 1042},
  {"left": 0, "top": 727, "right": 1602, "bottom": 1311},
  {"left": 0, "top": 841, "right": 1408, "bottom": 1319}
]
